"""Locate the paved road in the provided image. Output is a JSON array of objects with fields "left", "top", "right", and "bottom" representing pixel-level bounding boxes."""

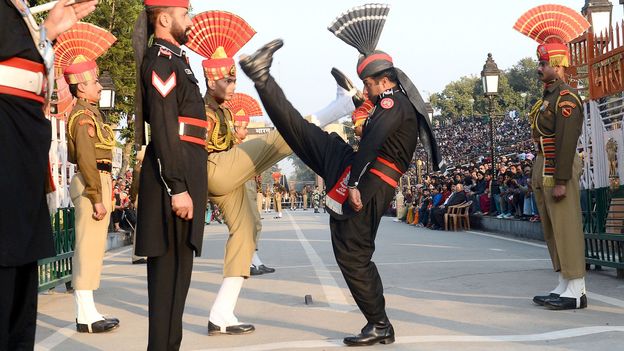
[{"left": 35, "top": 210, "right": 624, "bottom": 350}]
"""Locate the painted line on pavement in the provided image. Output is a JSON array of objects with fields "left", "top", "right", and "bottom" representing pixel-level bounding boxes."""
[
  {"left": 588, "top": 292, "right": 624, "bottom": 309},
  {"left": 465, "top": 230, "right": 547, "bottom": 248},
  {"left": 192, "top": 326, "right": 624, "bottom": 351},
  {"left": 35, "top": 246, "right": 133, "bottom": 349},
  {"left": 466, "top": 231, "right": 624, "bottom": 309},
  {"left": 34, "top": 323, "right": 76, "bottom": 351},
  {"left": 285, "top": 212, "right": 353, "bottom": 312},
  {"left": 394, "top": 243, "right": 460, "bottom": 249}
]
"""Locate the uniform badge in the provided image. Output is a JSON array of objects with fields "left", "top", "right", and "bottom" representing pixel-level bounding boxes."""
[
  {"left": 558, "top": 101, "right": 577, "bottom": 109},
  {"left": 380, "top": 97, "right": 394, "bottom": 109},
  {"left": 562, "top": 107, "right": 572, "bottom": 117},
  {"left": 560, "top": 89, "right": 570, "bottom": 96},
  {"left": 158, "top": 47, "right": 172, "bottom": 59},
  {"left": 540, "top": 100, "right": 549, "bottom": 112},
  {"left": 88, "top": 126, "right": 96, "bottom": 137},
  {"left": 152, "top": 71, "right": 177, "bottom": 98}
]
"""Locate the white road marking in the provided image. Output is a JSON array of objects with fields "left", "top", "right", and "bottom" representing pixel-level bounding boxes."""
[
  {"left": 285, "top": 212, "right": 353, "bottom": 312},
  {"left": 34, "top": 323, "right": 76, "bottom": 351},
  {"left": 465, "top": 230, "right": 547, "bottom": 248},
  {"left": 466, "top": 231, "right": 624, "bottom": 309},
  {"left": 192, "top": 326, "right": 624, "bottom": 351}
]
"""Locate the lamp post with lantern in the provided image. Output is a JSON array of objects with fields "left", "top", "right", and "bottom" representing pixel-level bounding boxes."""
[
  {"left": 98, "top": 70, "right": 116, "bottom": 122},
  {"left": 481, "top": 53, "right": 500, "bottom": 177}
]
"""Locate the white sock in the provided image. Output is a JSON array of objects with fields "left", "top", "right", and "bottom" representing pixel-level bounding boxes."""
[
  {"left": 75, "top": 290, "right": 104, "bottom": 324},
  {"left": 209, "top": 277, "right": 244, "bottom": 329},
  {"left": 313, "top": 85, "right": 356, "bottom": 128},
  {"left": 251, "top": 252, "right": 263, "bottom": 267},
  {"left": 560, "top": 277, "right": 586, "bottom": 301},
  {"left": 550, "top": 273, "right": 569, "bottom": 295}
]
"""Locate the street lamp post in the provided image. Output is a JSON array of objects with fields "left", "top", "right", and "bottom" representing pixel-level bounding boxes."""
[
  {"left": 425, "top": 102, "right": 433, "bottom": 123},
  {"left": 99, "top": 71, "right": 116, "bottom": 122},
  {"left": 520, "top": 92, "right": 527, "bottom": 118},
  {"left": 481, "top": 53, "right": 500, "bottom": 177},
  {"left": 583, "top": 0, "right": 614, "bottom": 38}
]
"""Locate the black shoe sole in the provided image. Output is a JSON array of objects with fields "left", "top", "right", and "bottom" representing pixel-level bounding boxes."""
[{"left": 343, "top": 335, "right": 395, "bottom": 346}]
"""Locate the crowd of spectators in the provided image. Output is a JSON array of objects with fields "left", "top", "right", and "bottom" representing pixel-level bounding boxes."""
[
  {"left": 393, "top": 113, "right": 541, "bottom": 230},
  {"left": 110, "top": 170, "right": 136, "bottom": 233}
]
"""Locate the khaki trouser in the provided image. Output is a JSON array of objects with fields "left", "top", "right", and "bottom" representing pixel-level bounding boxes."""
[
  {"left": 302, "top": 194, "right": 308, "bottom": 209},
  {"left": 208, "top": 130, "right": 291, "bottom": 277},
  {"left": 256, "top": 192, "right": 263, "bottom": 213},
  {"left": 274, "top": 193, "right": 282, "bottom": 213},
  {"left": 70, "top": 172, "right": 112, "bottom": 290},
  {"left": 532, "top": 154, "right": 585, "bottom": 279},
  {"left": 246, "top": 180, "right": 262, "bottom": 234}
]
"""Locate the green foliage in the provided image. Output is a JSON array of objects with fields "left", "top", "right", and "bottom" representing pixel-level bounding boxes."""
[
  {"left": 431, "top": 57, "right": 542, "bottom": 121},
  {"left": 288, "top": 155, "right": 316, "bottom": 182}
]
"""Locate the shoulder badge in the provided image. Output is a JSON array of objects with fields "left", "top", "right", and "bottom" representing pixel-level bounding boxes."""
[
  {"left": 560, "top": 89, "right": 570, "bottom": 96},
  {"left": 562, "top": 107, "right": 572, "bottom": 118},
  {"left": 558, "top": 100, "right": 577, "bottom": 109},
  {"left": 380, "top": 97, "right": 394, "bottom": 110},
  {"left": 158, "top": 46, "right": 172, "bottom": 59},
  {"left": 152, "top": 71, "right": 176, "bottom": 98}
]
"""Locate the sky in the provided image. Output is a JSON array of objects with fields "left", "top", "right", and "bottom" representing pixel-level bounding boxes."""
[
  {"left": 188, "top": 0, "right": 624, "bottom": 114},
  {"left": 186, "top": 0, "right": 624, "bottom": 176}
]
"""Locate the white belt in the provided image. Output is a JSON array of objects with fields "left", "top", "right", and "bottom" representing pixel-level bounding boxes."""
[{"left": 0, "top": 64, "right": 45, "bottom": 95}]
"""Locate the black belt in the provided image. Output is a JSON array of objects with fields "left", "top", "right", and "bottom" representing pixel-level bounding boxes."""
[
  {"left": 369, "top": 157, "right": 403, "bottom": 188},
  {"left": 180, "top": 123, "right": 207, "bottom": 140},
  {"left": 97, "top": 162, "right": 112, "bottom": 173}
]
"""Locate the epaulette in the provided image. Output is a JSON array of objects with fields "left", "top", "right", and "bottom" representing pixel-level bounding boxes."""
[
  {"left": 68, "top": 109, "right": 97, "bottom": 139},
  {"left": 158, "top": 46, "right": 172, "bottom": 59}
]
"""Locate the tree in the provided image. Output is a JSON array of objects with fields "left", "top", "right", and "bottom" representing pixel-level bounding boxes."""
[
  {"left": 87, "top": 0, "right": 144, "bottom": 177},
  {"left": 431, "top": 56, "right": 543, "bottom": 121},
  {"left": 288, "top": 155, "right": 316, "bottom": 183},
  {"left": 36, "top": 0, "right": 144, "bottom": 176}
]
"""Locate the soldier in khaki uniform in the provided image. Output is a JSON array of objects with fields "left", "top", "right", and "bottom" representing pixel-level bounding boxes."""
[
  {"left": 224, "top": 93, "right": 276, "bottom": 276},
  {"left": 186, "top": 11, "right": 291, "bottom": 335},
  {"left": 62, "top": 33, "right": 120, "bottom": 332},
  {"left": 272, "top": 172, "right": 284, "bottom": 218},
  {"left": 515, "top": 5, "right": 589, "bottom": 310}
]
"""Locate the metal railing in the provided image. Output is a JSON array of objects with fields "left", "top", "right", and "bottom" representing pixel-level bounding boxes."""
[
  {"left": 582, "top": 187, "right": 624, "bottom": 278},
  {"left": 37, "top": 207, "right": 75, "bottom": 292}
]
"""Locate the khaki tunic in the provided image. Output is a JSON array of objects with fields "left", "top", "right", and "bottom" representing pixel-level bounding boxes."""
[
  {"left": 204, "top": 94, "right": 292, "bottom": 277},
  {"left": 67, "top": 99, "right": 115, "bottom": 290},
  {"left": 529, "top": 79, "right": 585, "bottom": 279}
]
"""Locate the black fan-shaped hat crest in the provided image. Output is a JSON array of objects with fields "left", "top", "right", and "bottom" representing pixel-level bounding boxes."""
[{"left": 328, "top": 3, "right": 390, "bottom": 55}]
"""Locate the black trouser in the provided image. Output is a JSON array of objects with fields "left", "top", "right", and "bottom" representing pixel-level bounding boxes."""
[
  {"left": 147, "top": 219, "right": 194, "bottom": 351},
  {"left": 431, "top": 207, "right": 447, "bottom": 228},
  {"left": 255, "top": 76, "right": 389, "bottom": 323},
  {"left": 0, "top": 262, "right": 38, "bottom": 351}
]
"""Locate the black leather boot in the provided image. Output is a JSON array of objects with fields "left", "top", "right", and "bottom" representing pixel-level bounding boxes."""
[
  {"left": 76, "top": 318, "right": 119, "bottom": 333},
  {"left": 331, "top": 67, "right": 365, "bottom": 108},
  {"left": 239, "top": 39, "right": 284, "bottom": 86},
  {"left": 343, "top": 320, "right": 395, "bottom": 346},
  {"left": 532, "top": 293, "right": 559, "bottom": 306},
  {"left": 544, "top": 294, "right": 588, "bottom": 310},
  {"left": 208, "top": 321, "right": 255, "bottom": 335}
]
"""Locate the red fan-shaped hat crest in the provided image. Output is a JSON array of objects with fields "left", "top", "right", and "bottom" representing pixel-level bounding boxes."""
[
  {"left": 223, "top": 93, "right": 263, "bottom": 123},
  {"left": 513, "top": 4, "right": 590, "bottom": 44},
  {"left": 187, "top": 11, "right": 256, "bottom": 81},
  {"left": 54, "top": 22, "right": 116, "bottom": 84}
]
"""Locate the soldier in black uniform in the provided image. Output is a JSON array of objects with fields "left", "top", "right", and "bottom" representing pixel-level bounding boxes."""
[
  {"left": 0, "top": 1, "right": 97, "bottom": 349},
  {"left": 239, "top": 5, "right": 443, "bottom": 347},
  {"left": 133, "top": 1, "right": 208, "bottom": 350}
]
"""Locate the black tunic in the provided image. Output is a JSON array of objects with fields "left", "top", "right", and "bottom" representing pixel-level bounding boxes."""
[
  {"left": 0, "top": 0, "right": 55, "bottom": 266},
  {"left": 135, "top": 39, "right": 208, "bottom": 257}
]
